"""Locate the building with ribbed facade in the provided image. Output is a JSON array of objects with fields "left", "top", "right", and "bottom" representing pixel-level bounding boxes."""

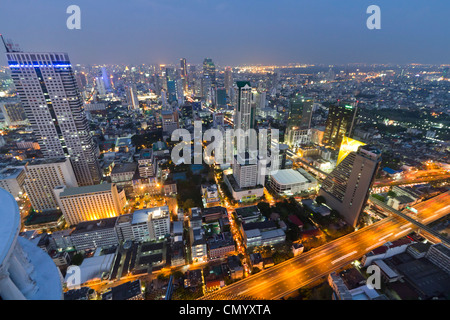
[
  {"left": 5, "top": 50, "right": 101, "bottom": 186},
  {"left": 0, "top": 167, "right": 26, "bottom": 198},
  {"left": 318, "top": 145, "right": 381, "bottom": 227},
  {"left": 322, "top": 102, "right": 359, "bottom": 150},
  {"left": 23, "top": 158, "right": 78, "bottom": 212},
  {"left": 53, "top": 183, "right": 126, "bottom": 226}
]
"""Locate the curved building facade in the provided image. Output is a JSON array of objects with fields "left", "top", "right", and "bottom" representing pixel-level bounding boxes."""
[{"left": 0, "top": 188, "right": 63, "bottom": 300}]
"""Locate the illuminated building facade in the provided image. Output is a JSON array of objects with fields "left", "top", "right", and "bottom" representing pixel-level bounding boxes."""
[
  {"left": 337, "top": 136, "right": 366, "bottom": 165},
  {"left": 53, "top": 183, "right": 126, "bottom": 226},
  {"left": 319, "top": 145, "right": 381, "bottom": 227},
  {"left": 5, "top": 51, "right": 101, "bottom": 186},
  {"left": 322, "top": 102, "right": 359, "bottom": 150},
  {"left": 23, "top": 158, "right": 78, "bottom": 212}
]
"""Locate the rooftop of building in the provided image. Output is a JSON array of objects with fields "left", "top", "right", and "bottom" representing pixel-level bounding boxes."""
[
  {"left": 64, "top": 287, "right": 93, "bottom": 300},
  {"left": 0, "top": 167, "right": 23, "bottom": 180},
  {"left": 393, "top": 256, "right": 450, "bottom": 299},
  {"left": 207, "top": 232, "right": 234, "bottom": 249},
  {"left": 271, "top": 169, "right": 309, "bottom": 185},
  {"left": 245, "top": 229, "right": 261, "bottom": 238},
  {"left": 58, "top": 183, "right": 114, "bottom": 197},
  {"left": 261, "top": 228, "right": 285, "bottom": 240},
  {"left": 26, "top": 157, "right": 67, "bottom": 166},
  {"left": 235, "top": 205, "right": 261, "bottom": 218},
  {"left": 202, "top": 206, "right": 227, "bottom": 216},
  {"left": 111, "top": 162, "right": 137, "bottom": 174},
  {"left": 71, "top": 217, "right": 118, "bottom": 235},
  {"left": 132, "top": 206, "right": 169, "bottom": 224},
  {"left": 339, "top": 267, "right": 367, "bottom": 290},
  {"left": 243, "top": 220, "right": 277, "bottom": 231},
  {"left": 236, "top": 81, "right": 251, "bottom": 88},
  {"left": 431, "top": 243, "right": 450, "bottom": 257},
  {"left": 407, "top": 242, "right": 430, "bottom": 254},
  {"left": 116, "top": 213, "right": 133, "bottom": 225}
]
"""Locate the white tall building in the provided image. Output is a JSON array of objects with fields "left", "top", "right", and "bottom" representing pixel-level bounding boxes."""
[
  {"left": 0, "top": 167, "right": 26, "bottom": 198},
  {"left": 6, "top": 50, "right": 101, "bottom": 186},
  {"left": 53, "top": 183, "right": 126, "bottom": 226},
  {"left": 0, "top": 188, "right": 63, "bottom": 300},
  {"left": 126, "top": 84, "right": 139, "bottom": 110},
  {"left": 23, "top": 158, "right": 78, "bottom": 212},
  {"left": 96, "top": 76, "right": 107, "bottom": 96}
]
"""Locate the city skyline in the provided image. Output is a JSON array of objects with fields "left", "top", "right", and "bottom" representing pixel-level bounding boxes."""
[
  {"left": 1, "top": 1, "right": 450, "bottom": 67},
  {"left": 0, "top": 1, "right": 449, "bottom": 304}
]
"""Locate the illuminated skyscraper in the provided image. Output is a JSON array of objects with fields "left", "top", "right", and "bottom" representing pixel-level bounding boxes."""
[
  {"left": 5, "top": 49, "right": 101, "bottom": 186},
  {"left": 322, "top": 102, "right": 359, "bottom": 150},
  {"left": 224, "top": 66, "right": 233, "bottom": 93},
  {"left": 318, "top": 145, "right": 381, "bottom": 227},
  {"left": 126, "top": 84, "right": 139, "bottom": 110},
  {"left": 180, "top": 58, "right": 188, "bottom": 92},
  {"left": 287, "top": 96, "right": 313, "bottom": 131},
  {"left": 202, "top": 58, "right": 216, "bottom": 100},
  {"left": 233, "top": 81, "right": 256, "bottom": 131}
]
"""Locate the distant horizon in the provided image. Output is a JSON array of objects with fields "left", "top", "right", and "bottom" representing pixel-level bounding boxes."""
[{"left": 1, "top": 1, "right": 450, "bottom": 67}]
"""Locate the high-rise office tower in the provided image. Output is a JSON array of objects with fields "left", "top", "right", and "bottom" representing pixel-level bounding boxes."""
[
  {"left": 287, "top": 96, "right": 313, "bottom": 131},
  {"left": 96, "top": 76, "right": 107, "bottom": 96},
  {"left": 126, "top": 84, "right": 139, "bottom": 110},
  {"left": 224, "top": 66, "right": 233, "bottom": 93},
  {"left": 180, "top": 104, "right": 193, "bottom": 128},
  {"left": 180, "top": 58, "right": 188, "bottom": 92},
  {"left": 75, "top": 71, "right": 87, "bottom": 89},
  {"left": 322, "top": 102, "right": 359, "bottom": 150},
  {"left": 318, "top": 145, "right": 381, "bottom": 227},
  {"left": 167, "top": 79, "right": 178, "bottom": 104},
  {"left": 5, "top": 49, "right": 102, "bottom": 186},
  {"left": 161, "top": 89, "right": 169, "bottom": 111},
  {"left": 234, "top": 81, "right": 256, "bottom": 132},
  {"left": 203, "top": 58, "right": 216, "bottom": 87},
  {"left": 217, "top": 87, "right": 227, "bottom": 106},
  {"left": 101, "top": 67, "right": 111, "bottom": 92},
  {"left": 202, "top": 58, "right": 216, "bottom": 100}
]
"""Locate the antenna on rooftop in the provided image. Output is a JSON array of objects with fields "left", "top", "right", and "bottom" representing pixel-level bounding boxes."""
[
  {"left": 0, "top": 34, "right": 9, "bottom": 52},
  {"left": 0, "top": 35, "right": 21, "bottom": 53}
]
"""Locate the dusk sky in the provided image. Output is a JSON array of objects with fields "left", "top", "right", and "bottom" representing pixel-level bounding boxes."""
[{"left": 1, "top": 0, "right": 449, "bottom": 67}]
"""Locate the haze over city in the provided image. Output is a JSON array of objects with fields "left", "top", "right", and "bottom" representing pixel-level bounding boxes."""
[
  {"left": 1, "top": 0, "right": 450, "bottom": 66},
  {"left": 0, "top": 0, "right": 449, "bottom": 307}
]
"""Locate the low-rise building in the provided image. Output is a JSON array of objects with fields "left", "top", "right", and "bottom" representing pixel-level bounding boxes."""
[
  {"left": 110, "top": 162, "right": 137, "bottom": 187},
  {"left": 70, "top": 217, "right": 119, "bottom": 251},
  {"left": 201, "top": 184, "right": 220, "bottom": 207},
  {"left": 202, "top": 206, "right": 227, "bottom": 223},
  {"left": 235, "top": 205, "right": 261, "bottom": 224},
  {"left": 268, "top": 168, "right": 317, "bottom": 196},
  {"left": 207, "top": 232, "right": 235, "bottom": 260},
  {"left": 101, "top": 280, "right": 144, "bottom": 300}
]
